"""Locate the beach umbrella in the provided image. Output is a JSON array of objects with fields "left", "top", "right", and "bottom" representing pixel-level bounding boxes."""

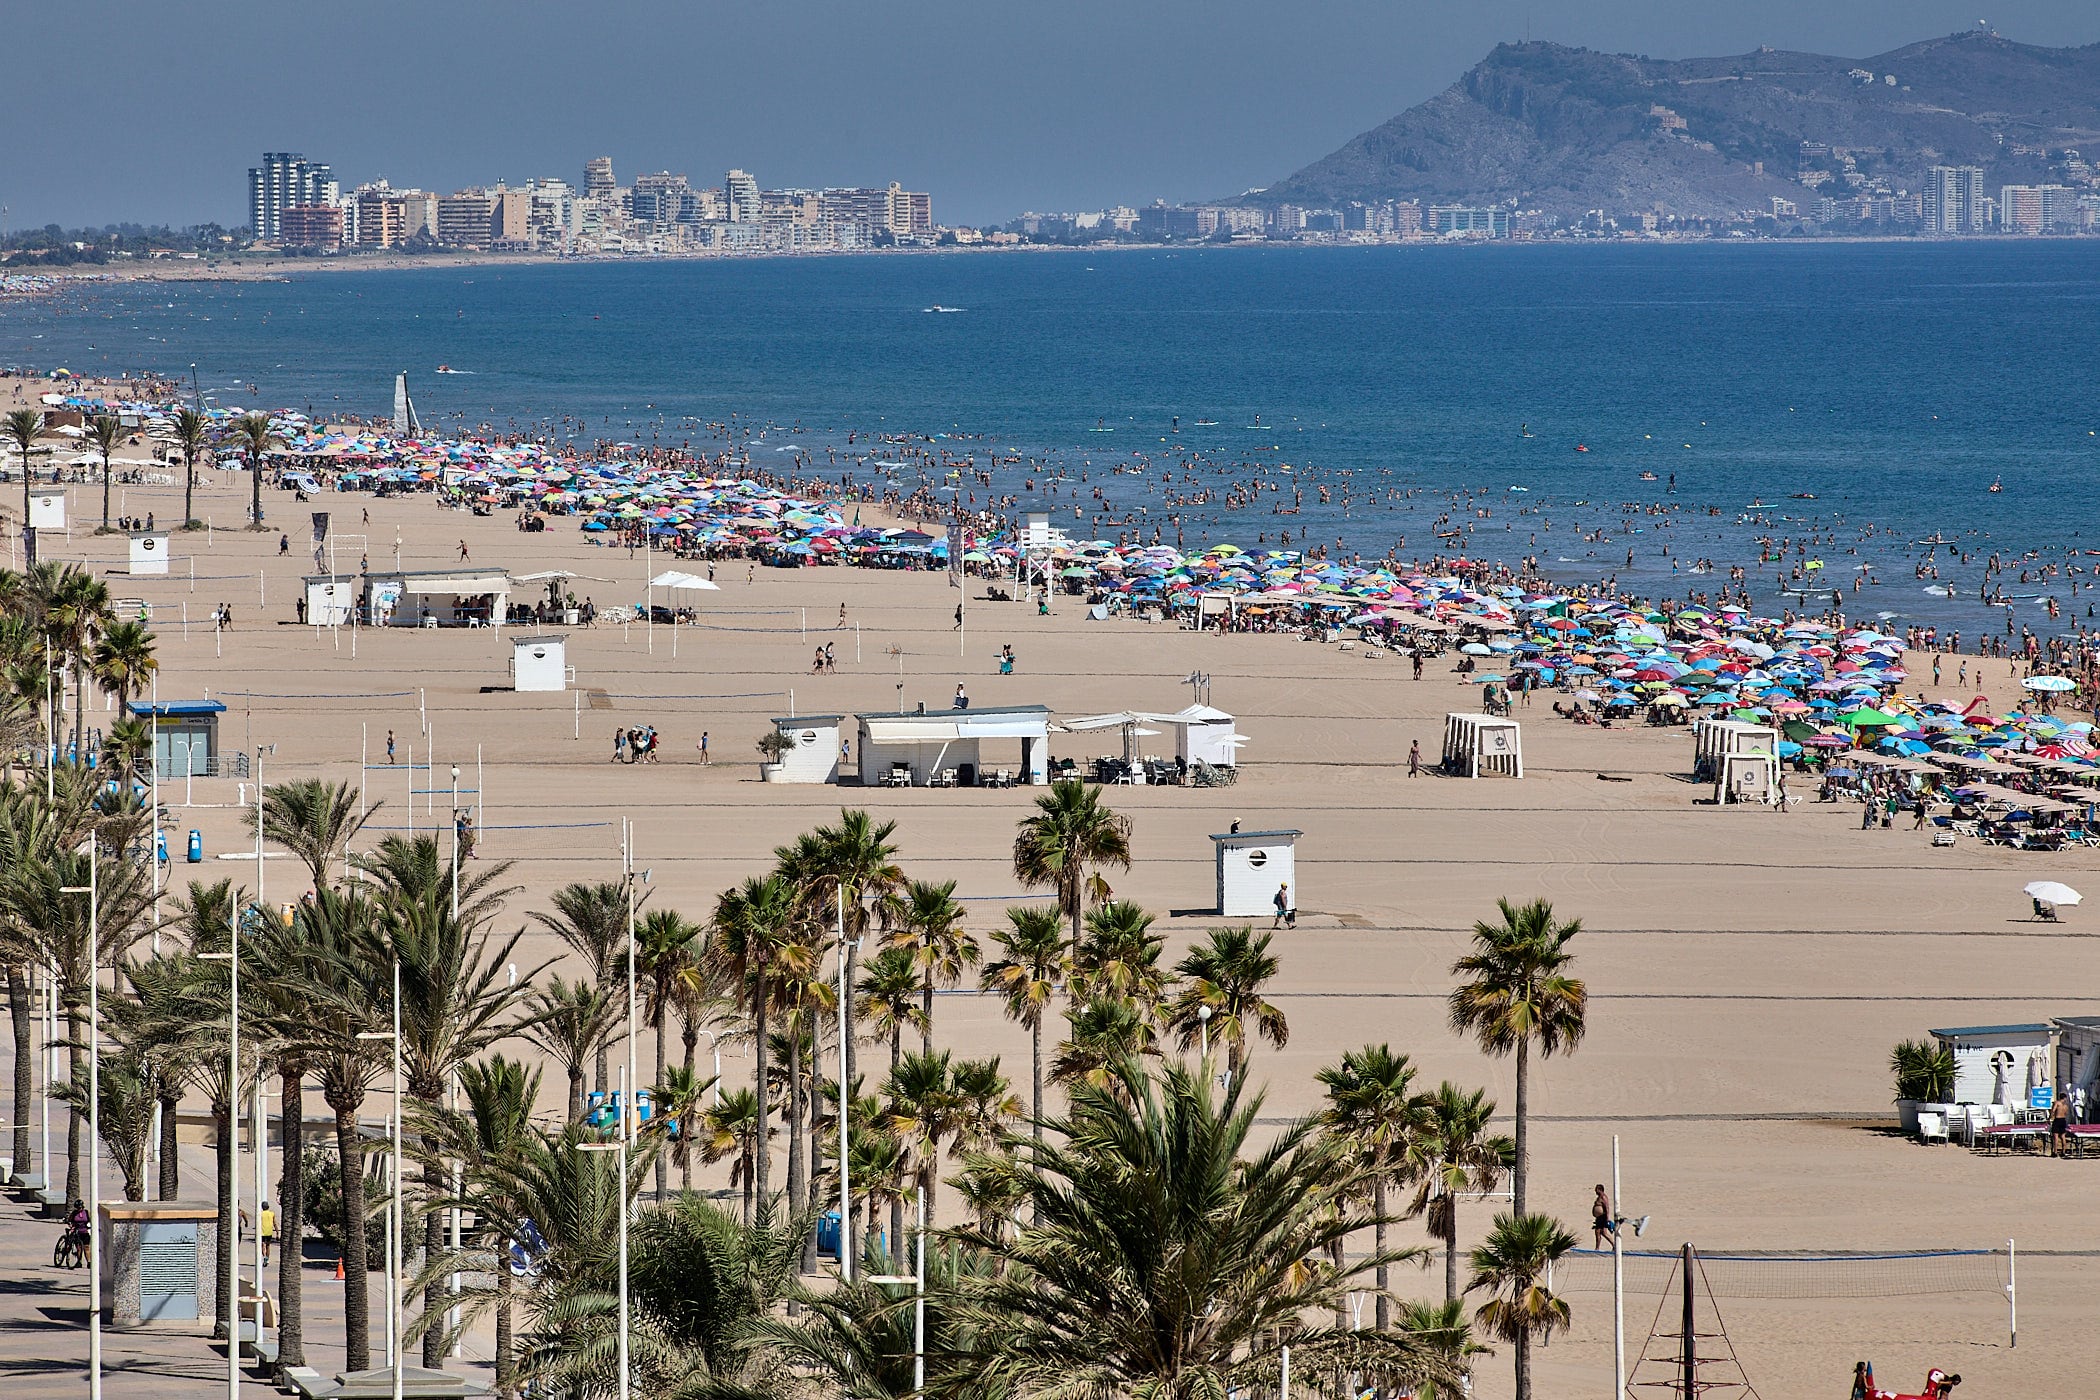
[{"left": 2025, "top": 881, "right": 2081, "bottom": 906}]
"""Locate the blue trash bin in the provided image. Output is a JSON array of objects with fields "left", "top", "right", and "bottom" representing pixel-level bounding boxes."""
[
  {"left": 816, "top": 1210, "right": 841, "bottom": 1259},
  {"left": 156, "top": 829, "right": 168, "bottom": 865},
  {"left": 187, "top": 829, "right": 203, "bottom": 863}
]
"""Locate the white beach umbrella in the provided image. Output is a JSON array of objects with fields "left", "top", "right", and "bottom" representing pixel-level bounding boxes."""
[{"left": 2023, "top": 881, "right": 2082, "bottom": 906}]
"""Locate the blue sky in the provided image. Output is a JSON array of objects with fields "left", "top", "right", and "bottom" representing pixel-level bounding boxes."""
[{"left": 7, "top": 2, "right": 2095, "bottom": 228}]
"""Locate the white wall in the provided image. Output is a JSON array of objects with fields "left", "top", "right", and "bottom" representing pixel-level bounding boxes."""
[
  {"left": 772, "top": 721, "right": 841, "bottom": 783},
  {"left": 1217, "top": 840, "right": 1295, "bottom": 918}
]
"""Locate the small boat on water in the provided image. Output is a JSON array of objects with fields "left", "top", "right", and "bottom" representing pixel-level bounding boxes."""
[
  {"left": 923, "top": 305, "right": 965, "bottom": 313},
  {"left": 1988, "top": 477, "right": 2003, "bottom": 493},
  {"left": 1790, "top": 492, "right": 1817, "bottom": 500},
  {"left": 1638, "top": 471, "right": 1658, "bottom": 481}
]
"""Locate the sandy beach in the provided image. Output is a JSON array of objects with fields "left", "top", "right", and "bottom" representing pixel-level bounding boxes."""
[{"left": 2, "top": 401, "right": 2095, "bottom": 1397}]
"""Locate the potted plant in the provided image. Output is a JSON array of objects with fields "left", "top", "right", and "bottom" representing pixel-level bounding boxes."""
[
  {"left": 1890, "top": 1039, "right": 1958, "bottom": 1132},
  {"left": 757, "top": 728, "right": 798, "bottom": 782}
]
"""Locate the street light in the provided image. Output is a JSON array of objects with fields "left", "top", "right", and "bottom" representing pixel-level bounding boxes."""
[
  {"left": 622, "top": 819, "right": 638, "bottom": 1152},
  {"left": 577, "top": 1067, "right": 631, "bottom": 1400},
  {"left": 60, "top": 834, "right": 100, "bottom": 1400},
  {"left": 198, "top": 903, "right": 241, "bottom": 1400},
  {"left": 1609, "top": 1135, "right": 1651, "bottom": 1400},
  {"left": 448, "top": 764, "right": 461, "bottom": 920},
  {"left": 1197, "top": 1003, "right": 1212, "bottom": 1061},
  {"left": 833, "top": 888, "right": 854, "bottom": 1282},
  {"left": 357, "top": 957, "right": 404, "bottom": 1400}
]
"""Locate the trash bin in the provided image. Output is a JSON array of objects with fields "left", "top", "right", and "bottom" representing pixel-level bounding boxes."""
[
  {"left": 186, "top": 830, "right": 203, "bottom": 863},
  {"left": 156, "top": 829, "right": 168, "bottom": 865},
  {"left": 816, "top": 1209, "right": 841, "bottom": 1259}
]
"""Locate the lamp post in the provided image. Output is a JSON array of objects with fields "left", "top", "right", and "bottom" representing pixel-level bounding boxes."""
[
  {"left": 622, "top": 819, "right": 638, "bottom": 1147},
  {"left": 198, "top": 903, "right": 241, "bottom": 1400},
  {"left": 60, "top": 834, "right": 100, "bottom": 1400},
  {"left": 834, "top": 888, "right": 852, "bottom": 1282},
  {"left": 697, "top": 1029, "right": 722, "bottom": 1104},
  {"left": 448, "top": 764, "right": 460, "bottom": 920},
  {"left": 1197, "top": 1003, "right": 1211, "bottom": 1061},
  {"left": 357, "top": 958, "right": 403, "bottom": 1400},
  {"left": 577, "top": 1067, "right": 631, "bottom": 1400}
]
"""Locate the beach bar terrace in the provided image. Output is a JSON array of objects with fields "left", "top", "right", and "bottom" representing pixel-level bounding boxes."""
[
  {"left": 856, "top": 704, "right": 1051, "bottom": 788},
  {"left": 361, "top": 567, "right": 513, "bottom": 627}
]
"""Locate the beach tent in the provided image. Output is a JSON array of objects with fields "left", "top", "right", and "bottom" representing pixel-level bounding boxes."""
[
  {"left": 1693, "top": 718, "right": 1779, "bottom": 781},
  {"left": 1062, "top": 709, "right": 1202, "bottom": 774},
  {"left": 1442, "top": 713, "right": 1523, "bottom": 778},
  {"left": 1172, "top": 704, "right": 1246, "bottom": 768}
]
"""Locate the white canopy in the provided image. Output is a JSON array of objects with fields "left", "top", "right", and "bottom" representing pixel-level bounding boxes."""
[
  {"left": 1059, "top": 710, "right": 1200, "bottom": 732},
  {"left": 649, "top": 570, "right": 721, "bottom": 591}
]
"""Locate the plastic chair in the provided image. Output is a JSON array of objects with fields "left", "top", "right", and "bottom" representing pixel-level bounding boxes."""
[{"left": 1917, "top": 1111, "right": 1948, "bottom": 1145}]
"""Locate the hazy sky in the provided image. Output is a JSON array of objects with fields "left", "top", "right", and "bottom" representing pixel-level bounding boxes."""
[{"left": 8, "top": 2, "right": 2095, "bottom": 229}]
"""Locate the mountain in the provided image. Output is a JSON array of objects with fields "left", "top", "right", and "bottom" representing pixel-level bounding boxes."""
[{"left": 1253, "top": 30, "right": 2100, "bottom": 218}]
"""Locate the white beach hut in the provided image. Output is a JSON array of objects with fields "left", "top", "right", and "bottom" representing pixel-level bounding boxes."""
[
  {"left": 1694, "top": 719, "right": 1779, "bottom": 781},
  {"left": 1211, "top": 828, "right": 1301, "bottom": 918},
  {"left": 510, "top": 635, "right": 572, "bottom": 693},
  {"left": 28, "top": 487, "right": 65, "bottom": 530},
  {"left": 1173, "top": 704, "right": 1245, "bottom": 768},
  {"left": 302, "top": 574, "right": 358, "bottom": 626},
  {"left": 1930, "top": 1023, "right": 2055, "bottom": 1108},
  {"left": 1442, "top": 713, "right": 1523, "bottom": 778},
  {"left": 766, "top": 716, "right": 844, "bottom": 784},
  {"left": 128, "top": 531, "right": 170, "bottom": 576}
]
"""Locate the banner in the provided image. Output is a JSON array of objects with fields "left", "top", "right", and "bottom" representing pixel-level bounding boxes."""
[
  {"left": 311, "top": 511, "right": 330, "bottom": 571},
  {"left": 947, "top": 523, "right": 965, "bottom": 588}
]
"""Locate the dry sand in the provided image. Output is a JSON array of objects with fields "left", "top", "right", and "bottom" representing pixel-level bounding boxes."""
[{"left": 3, "top": 404, "right": 2094, "bottom": 1397}]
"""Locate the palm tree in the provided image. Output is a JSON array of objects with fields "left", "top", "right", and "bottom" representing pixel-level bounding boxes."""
[
  {"left": 753, "top": 1239, "right": 1001, "bottom": 1400},
  {"left": 171, "top": 408, "right": 209, "bottom": 529},
  {"left": 1318, "top": 1043, "right": 1424, "bottom": 1335},
  {"left": 1409, "top": 1082, "right": 1513, "bottom": 1304},
  {"left": 524, "top": 976, "right": 619, "bottom": 1125},
  {"left": 1071, "top": 899, "right": 1170, "bottom": 1012},
  {"left": 707, "top": 873, "right": 811, "bottom": 1212},
  {"left": 1050, "top": 997, "right": 1158, "bottom": 1093},
  {"left": 534, "top": 880, "right": 636, "bottom": 1092},
  {"left": 1164, "top": 925, "right": 1289, "bottom": 1079},
  {"left": 229, "top": 412, "right": 280, "bottom": 528},
  {"left": 698, "top": 1087, "right": 769, "bottom": 1225},
  {"left": 855, "top": 945, "right": 928, "bottom": 1078},
  {"left": 415, "top": 1054, "right": 542, "bottom": 1399},
  {"left": 881, "top": 878, "right": 977, "bottom": 1055},
  {"left": 632, "top": 906, "right": 701, "bottom": 1199},
  {"left": 386, "top": 882, "right": 546, "bottom": 1367},
  {"left": 5, "top": 409, "right": 42, "bottom": 566},
  {"left": 650, "top": 1062, "right": 717, "bottom": 1195},
  {"left": 1448, "top": 898, "right": 1587, "bottom": 1216},
  {"left": 775, "top": 809, "right": 906, "bottom": 1101},
  {"left": 89, "top": 619, "right": 157, "bottom": 719},
  {"left": 1391, "top": 1298, "right": 1486, "bottom": 1400},
  {"left": 356, "top": 832, "right": 519, "bottom": 930},
  {"left": 980, "top": 905, "right": 1068, "bottom": 1140},
  {"left": 43, "top": 567, "right": 110, "bottom": 754},
  {"left": 281, "top": 887, "right": 393, "bottom": 1371},
  {"left": 1011, "top": 779, "right": 1131, "bottom": 948},
  {"left": 883, "top": 1049, "right": 962, "bottom": 1227},
  {"left": 1466, "top": 1212, "right": 1576, "bottom": 1400},
  {"left": 251, "top": 778, "right": 380, "bottom": 893},
  {"left": 87, "top": 414, "right": 121, "bottom": 533},
  {"left": 949, "top": 1057, "right": 1462, "bottom": 1400}
]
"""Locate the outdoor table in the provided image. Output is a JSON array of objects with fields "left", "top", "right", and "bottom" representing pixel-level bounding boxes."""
[{"left": 1977, "top": 1124, "right": 2046, "bottom": 1155}]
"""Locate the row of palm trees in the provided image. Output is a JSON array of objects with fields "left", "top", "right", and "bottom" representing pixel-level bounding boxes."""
[
  {"left": 6, "top": 403, "right": 280, "bottom": 538},
  {"left": 2, "top": 726, "right": 1591, "bottom": 1400},
  {"left": 0, "top": 560, "right": 160, "bottom": 775}
]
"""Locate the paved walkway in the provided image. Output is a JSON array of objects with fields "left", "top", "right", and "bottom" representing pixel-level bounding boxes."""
[{"left": 0, "top": 1114, "right": 497, "bottom": 1398}]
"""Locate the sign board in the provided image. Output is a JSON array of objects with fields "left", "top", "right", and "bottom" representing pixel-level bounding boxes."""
[
  {"left": 128, "top": 532, "right": 170, "bottom": 576},
  {"left": 2030, "top": 1085, "right": 2055, "bottom": 1111},
  {"left": 28, "top": 488, "right": 65, "bottom": 529}
]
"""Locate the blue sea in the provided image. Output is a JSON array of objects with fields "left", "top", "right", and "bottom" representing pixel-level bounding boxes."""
[{"left": 8, "top": 241, "right": 2100, "bottom": 634}]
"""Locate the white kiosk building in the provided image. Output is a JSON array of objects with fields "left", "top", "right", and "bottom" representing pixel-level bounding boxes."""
[
  {"left": 1173, "top": 704, "right": 1244, "bottom": 768},
  {"left": 1442, "top": 713, "right": 1523, "bottom": 778},
  {"left": 766, "top": 715, "right": 844, "bottom": 784},
  {"left": 128, "top": 531, "right": 171, "bottom": 576},
  {"left": 27, "top": 487, "right": 65, "bottom": 530},
  {"left": 856, "top": 704, "right": 1052, "bottom": 787},
  {"left": 510, "top": 635, "right": 572, "bottom": 692},
  {"left": 302, "top": 574, "right": 359, "bottom": 626},
  {"left": 1211, "top": 828, "right": 1301, "bottom": 918}
]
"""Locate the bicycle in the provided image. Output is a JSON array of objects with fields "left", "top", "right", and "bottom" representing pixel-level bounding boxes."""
[{"left": 53, "top": 1226, "right": 89, "bottom": 1270}]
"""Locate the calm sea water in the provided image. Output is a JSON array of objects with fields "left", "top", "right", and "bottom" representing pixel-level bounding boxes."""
[{"left": 9, "top": 242, "right": 2100, "bottom": 631}]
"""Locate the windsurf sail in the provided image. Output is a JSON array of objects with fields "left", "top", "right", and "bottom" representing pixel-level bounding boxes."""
[{"left": 394, "top": 372, "right": 421, "bottom": 436}]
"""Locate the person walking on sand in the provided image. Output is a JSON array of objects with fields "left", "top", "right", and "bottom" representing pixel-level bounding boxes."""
[
  {"left": 1592, "top": 1184, "right": 1615, "bottom": 1247},
  {"left": 259, "top": 1200, "right": 276, "bottom": 1266},
  {"left": 1272, "top": 882, "right": 1293, "bottom": 930},
  {"left": 697, "top": 731, "right": 710, "bottom": 765},
  {"left": 839, "top": 602, "right": 848, "bottom": 629},
  {"left": 459, "top": 540, "right": 471, "bottom": 562},
  {"left": 954, "top": 603, "right": 964, "bottom": 631},
  {"left": 1408, "top": 740, "right": 1422, "bottom": 777},
  {"left": 386, "top": 730, "right": 396, "bottom": 765}
]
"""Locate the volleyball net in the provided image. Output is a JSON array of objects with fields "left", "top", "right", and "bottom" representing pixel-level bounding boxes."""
[{"left": 1555, "top": 1246, "right": 2010, "bottom": 1299}]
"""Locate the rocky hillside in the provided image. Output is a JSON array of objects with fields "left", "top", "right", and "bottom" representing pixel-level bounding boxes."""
[{"left": 1254, "top": 30, "right": 2100, "bottom": 218}]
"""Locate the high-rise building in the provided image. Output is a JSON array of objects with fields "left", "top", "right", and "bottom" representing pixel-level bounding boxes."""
[
  {"left": 248, "top": 152, "right": 334, "bottom": 240},
  {"left": 1924, "top": 166, "right": 1984, "bottom": 234},
  {"left": 278, "top": 204, "right": 345, "bottom": 247},
  {"left": 584, "top": 157, "right": 616, "bottom": 200},
  {"left": 724, "top": 169, "right": 761, "bottom": 223},
  {"left": 355, "top": 192, "right": 408, "bottom": 248},
  {"left": 436, "top": 190, "right": 497, "bottom": 248},
  {"left": 1427, "top": 205, "right": 1510, "bottom": 237},
  {"left": 1999, "top": 184, "right": 2074, "bottom": 233},
  {"left": 490, "top": 189, "right": 533, "bottom": 248},
  {"left": 630, "top": 172, "right": 691, "bottom": 226}
]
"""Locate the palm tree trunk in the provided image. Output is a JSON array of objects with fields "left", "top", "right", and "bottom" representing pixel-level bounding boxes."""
[
  {"left": 1030, "top": 1018, "right": 1043, "bottom": 1141},
  {"left": 1443, "top": 1204, "right": 1459, "bottom": 1304},
  {"left": 1514, "top": 1326, "right": 1531, "bottom": 1400},
  {"left": 101, "top": 453, "right": 111, "bottom": 532},
  {"left": 6, "top": 968, "right": 29, "bottom": 1180},
  {"left": 1373, "top": 1177, "right": 1390, "bottom": 1333},
  {"left": 1513, "top": 1037, "right": 1529, "bottom": 1218},
  {"left": 654, "top": 1011, "right": 669, "bottom": 1201},
  {"left": 65, "top": 1005, "right": 84, "bottom": 1202},
  {"left": 184, "top": 459, "right": 195, "bottom": 529},
  {"left": 681, "top": 1021, "right": 697, "bottom": 1194},
  {"left": 592, "top": 1031, "right": 608, "bottom": 1099},
  {"left": 157, "top": 1090, "right": 181, "bottom": 1199},
  {"left": 214, "top": 1099, "right": 234, "bottom": 1341},
  {"left": 73, "top": 665, "right": 86, "bottom": 757},
  {"left": 566, "top": 1063, "right": 583, "bottom": 1125},
  {"left": 889, "top": 1025, "right": 903, "bottom": 1251},
  {"left": 278, "top": 1068, "right": 306, "bottom": 1369},
  {"left": 786, "top": 1020, "right": 806, "bottom": 1233},
  {"left": 495, "top": 1262, "right": 514, "bottom": 1400},
  {"left": 421, "top": 1155, "right": 446, "bottom": 1368},
  {"left": 753, "top": 994, "right": 771, "bottom": 1212},
  {"left": 335, "top": 1107, "right": 371, "bottom": 1372},
  {"left": 842, "top": 930, "right": 860, "bottom": 1114},
  {"left": 921, "top": 978, "right": 933, "bottom": 1057}
]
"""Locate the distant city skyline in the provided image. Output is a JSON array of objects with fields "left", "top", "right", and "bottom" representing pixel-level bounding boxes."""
[{"left": 8, "top": 3, "right": 2098, "bottom": 229}]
